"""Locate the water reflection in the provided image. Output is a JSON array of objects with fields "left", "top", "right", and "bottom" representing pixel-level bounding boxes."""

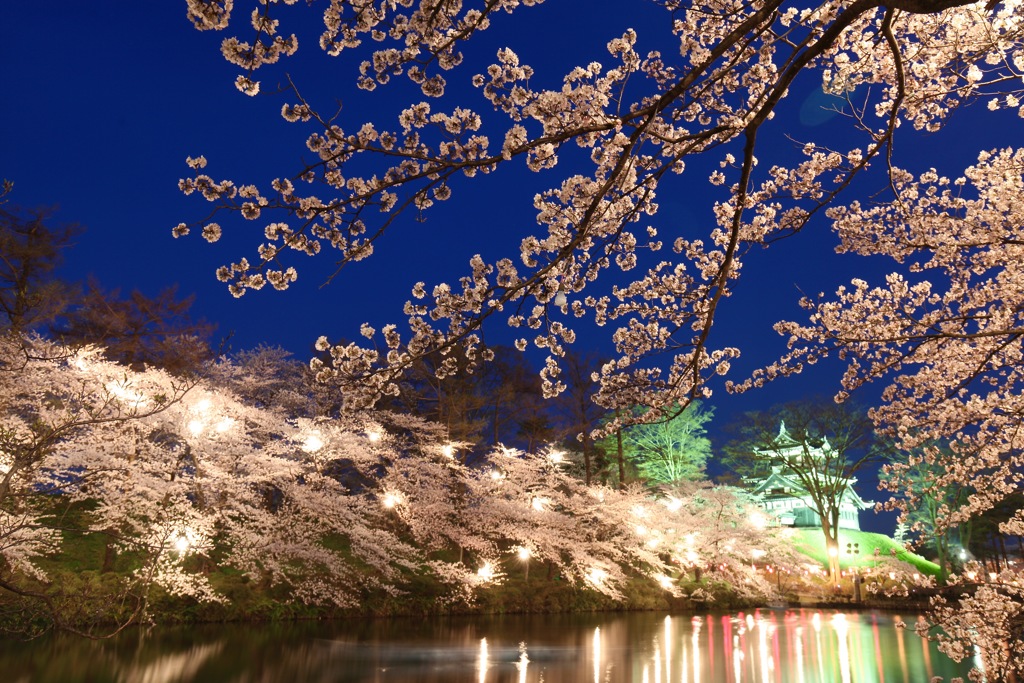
[{"left": 0, "top": 609, "right": 973, "bottom": 682}]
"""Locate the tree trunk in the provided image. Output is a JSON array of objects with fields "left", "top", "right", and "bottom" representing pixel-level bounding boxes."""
[
  {"left": 492, "top": 404, "right": 500, "bottom": 445},
  {"left": 582, "top": 432, "right": 592, "bottom": 486},
  {"left": 935, "top": 532, "right": 949, "bottom": 584},
  {"left": 615, "top": 409, "right": 625, "bottom": 489},
  {"left": 101, "top": 532, "right": 117, "bottom": 573},
  {"left": 822, "top": 522, "right": 840, "bottom": 584}
]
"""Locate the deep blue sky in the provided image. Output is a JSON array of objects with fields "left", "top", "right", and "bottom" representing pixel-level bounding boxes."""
[
  {"left": 4, "top": 2, "right": 1014, "bottom": 528},
  {"left": 4, "top": 2, "right": 866, "bottom": 371}
]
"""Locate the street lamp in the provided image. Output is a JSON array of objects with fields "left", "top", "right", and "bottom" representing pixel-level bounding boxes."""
[{"left": 517, "top": 546, "right": 531, "bottom": 581}]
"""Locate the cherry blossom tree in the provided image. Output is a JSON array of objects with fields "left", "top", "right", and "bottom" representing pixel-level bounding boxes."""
[
  {"left": 760, "top": 145, "right": 1024, "bottom": 674},
  {"left": 0, "top": 335, "right": 197, "bottom": 634},
  {"left": 176, "top": 0, "right": 1024, "bottom": 417},
  {"left": 175, "top": 0, "right": 1024, "bottom": 672},
  {"left": 0, "top": 336, "right": 432, "bottom": 631},
  {"left": 7, "top": 333, "right": 790, "bottom": 633}
]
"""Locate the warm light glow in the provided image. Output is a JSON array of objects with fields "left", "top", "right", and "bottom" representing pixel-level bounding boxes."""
[
  {"left": 967, "top": 571, "right": 978, "bottom": 581},
  {"left": 750, "top": 548, "right": 767, "bottom": 560},
  {"left": 302, "top": 433, "right": 324, "bottom": 453},
  {"left": 517, "top": 546, "right": 531, "bottom": 561},
  {"left": 187, "top": 419, "right": 205, "bottom": 437},
  {"left": 367, "top": 429, "right": 382, "bottom": 443},
  {"left": 490, "top": 469, "right": 505, "bottom": 481},
  {"left": 194, "top": 398, "right": 211, "bottom": 414},
  {"left": 477, "top": 562, "right": 496, "bottom": 582},
  {"left": 478, "top": 638, "right": 489, "bottom": 683},
  {"left": 170, "top": 528, "right": 197, "bottom": 554},
  {"left": 832, "top": 614, "right": 852, "bottom": 683},
  {"left": 663, "top": 496, "right": 683, "bottom": 512},
  {"left": 214, "top": 417, "right": 234, "bottom": 433},
  {"left": 442, "top": 444, "right": 456, "bottom": 458},
  {"left": 749, "top": 512, "right": 768, "bottom": 529},
  {"left": 72, "top": 347, "right": 100, "bottom": 371},
  {"left": 106, "top": 380, "right": 147, "bottom": 405},
  {"left": 632, "top": 505, "right": 648, "bottom": 519},
  {"left": 531, "top": 496, "right": 549, "bottom": 512},
  {"left": 548, "top": 449, "right": 565, "bottom": 465},
  {"left": 828, "top": 546, "right": 839, "bottom": 558},
  {"left": 382, "top": 491, "right": 403, "bottom": 509},
  {"left": 586, "top": 567, "right": 608, "bottom": 587},
  {"left": 635, "top": 524, "right": 648, "bottom": 536},
  {"left": 656, "top": 574, "right": 674, "bottom": 590}
]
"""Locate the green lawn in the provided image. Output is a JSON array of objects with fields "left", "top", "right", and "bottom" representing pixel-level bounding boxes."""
[{"left": 788, "top": 528, "right": 941, "bottom": 577}]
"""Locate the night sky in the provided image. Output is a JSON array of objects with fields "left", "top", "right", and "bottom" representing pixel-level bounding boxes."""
[{"left": 5, "top": 2, "right": 1015, "bottom": 530}]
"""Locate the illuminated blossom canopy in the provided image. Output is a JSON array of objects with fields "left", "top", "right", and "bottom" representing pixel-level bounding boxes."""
[
  {"left": 175, "top": 0, "right": 1024, "bottom": 674},
  {"left": 2, "top": 335, "right": 798, "bottom": 634}
]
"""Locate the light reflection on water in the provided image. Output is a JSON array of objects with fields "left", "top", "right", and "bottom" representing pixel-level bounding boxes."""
[{"left": 0, "top": 609, "right": 974, "bottom": 682}]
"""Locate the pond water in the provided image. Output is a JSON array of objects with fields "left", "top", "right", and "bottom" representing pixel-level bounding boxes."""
[{"left": 0, "top": 609, "right": 977, "bottom": 682}]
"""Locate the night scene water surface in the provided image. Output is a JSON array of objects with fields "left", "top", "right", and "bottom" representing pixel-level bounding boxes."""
[{"left": 0, "top": 609, "right": 977, "bottom": 682}]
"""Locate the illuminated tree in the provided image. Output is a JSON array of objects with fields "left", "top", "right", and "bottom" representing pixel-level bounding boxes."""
[
  {"left": 0, "top": 335, "right": 197, "bottom": 634},
  {"left": 0, "top": 336, "right": 426, "bottom": 632},
  {"left": 724, "top": 401, "right": 878, "bottom": 581},
  {"left": 4, "top": 334, "right": 759, "bottom": 633},
  {"left": 612, "top": 401, "right": 714, "bottom": 484},
  {"left": 661, "top": 481, "right": 803, "bottom": 598},
  {"left": 176, "top": 0, "right": 1024, "bottom": 416},
  {"left": 878, "top": 438, "right": 972, "bottom": 583}
]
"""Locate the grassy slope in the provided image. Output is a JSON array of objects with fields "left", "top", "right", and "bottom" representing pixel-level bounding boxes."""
[{"left": 789, "top": 527, "right": 941, "bottom": 576}]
